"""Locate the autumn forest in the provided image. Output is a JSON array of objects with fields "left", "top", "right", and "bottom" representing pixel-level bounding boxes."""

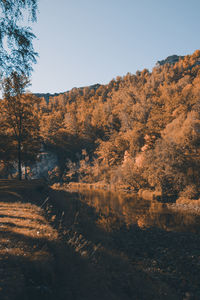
[{"left": 1, "top": 50, "right": 200, "bottom": 201}]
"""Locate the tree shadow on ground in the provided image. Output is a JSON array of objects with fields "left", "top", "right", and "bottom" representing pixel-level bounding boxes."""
[{"left": 0, "top": 212, "right": 119, "bottom": 300}]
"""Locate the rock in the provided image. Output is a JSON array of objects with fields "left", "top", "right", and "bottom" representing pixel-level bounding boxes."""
[{"left": 156, "top": 55, "right": 184, "bottom": 66}]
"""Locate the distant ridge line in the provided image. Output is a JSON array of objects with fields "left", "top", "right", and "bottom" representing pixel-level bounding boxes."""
[{"left": 34, "top": 83, "right": 101, "bottom": 103}]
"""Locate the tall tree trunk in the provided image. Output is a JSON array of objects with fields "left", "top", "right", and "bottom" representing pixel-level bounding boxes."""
[
  {"left": 18, "top": 139, "right": 22, "bottom": 180},
  {"left": 18, "top": 115, "right": 22, "bottom": 180}
]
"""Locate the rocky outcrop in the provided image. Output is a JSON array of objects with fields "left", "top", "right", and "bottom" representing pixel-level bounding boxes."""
[{"left": 156, "top": 55, "right": 184, "bottom": 66}]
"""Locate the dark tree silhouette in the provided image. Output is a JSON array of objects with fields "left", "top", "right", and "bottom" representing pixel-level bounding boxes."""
[{"left": 0, "top": 0, "right": 38, "bottom": 75}]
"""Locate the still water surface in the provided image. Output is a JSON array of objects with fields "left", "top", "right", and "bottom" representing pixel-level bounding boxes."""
[{"left": 68, "top": 188, "right": 200, "bottom": 234}]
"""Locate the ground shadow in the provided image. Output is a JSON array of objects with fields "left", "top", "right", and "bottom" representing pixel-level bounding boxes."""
[{"left": 1, "top": 181, "right": 199, "bottom": 299}]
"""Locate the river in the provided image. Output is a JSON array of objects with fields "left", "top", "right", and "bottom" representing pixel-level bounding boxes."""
[{"left": 67, "top": 187, "right": 200, "bottom": 234}]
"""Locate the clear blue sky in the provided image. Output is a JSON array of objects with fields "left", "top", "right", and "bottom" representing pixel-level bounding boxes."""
[{"left": 30, "top": 0, "right": 200, "bottom": 94}]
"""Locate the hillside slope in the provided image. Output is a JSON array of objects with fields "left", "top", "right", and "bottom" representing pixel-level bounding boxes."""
[
  {"left": 1, "top": 50, "right": 200, "bottom": 199},
  {"left": 36, "top": 50, "right": 200, "bottom": 199}
]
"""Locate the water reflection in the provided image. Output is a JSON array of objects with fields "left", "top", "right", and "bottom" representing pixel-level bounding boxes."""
[{"left": 69, "top": 188, "right": 200, "bottom": 233}]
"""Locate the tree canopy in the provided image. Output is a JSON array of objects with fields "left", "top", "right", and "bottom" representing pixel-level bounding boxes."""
[
  {"left": 35, "top": 50, "right": 200, "bottom": 198},
  {"left": 0, "top": 72, "right": 40, "bottom": 179},
  {"left": 0, "top": 49, "right": 200, "bottom": 199},
  {"left": 0, "top": 0, "right": 38, "bottom": 75}
]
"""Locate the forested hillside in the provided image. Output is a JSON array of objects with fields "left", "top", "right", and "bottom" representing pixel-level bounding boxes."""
[{"left": 1, "top": 50, "right": 200, "bottom": 199}]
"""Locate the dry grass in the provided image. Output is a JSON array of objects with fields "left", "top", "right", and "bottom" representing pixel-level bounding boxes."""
[
  {"left": 0, "top": 182, "right": 58, "bottom": 300},
  {"left": 0, "top": 202, "right": 57, "bottom": 242}
]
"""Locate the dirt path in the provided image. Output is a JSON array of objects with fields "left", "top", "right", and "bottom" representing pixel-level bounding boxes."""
[
  {"left": 0, "top": 201, "right": 58, "bottom": 300},
  {"left": 0, "top": 181, "right": 113, "bottom": 300}
]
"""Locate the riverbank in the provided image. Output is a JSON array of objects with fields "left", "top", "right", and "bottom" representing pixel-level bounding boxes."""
[
  {"left": 54, "top": 182, "right": 200, "bottom": 214},
  {"left": 50, "top": 185, "right": 200, "bottom": 298},
  {"left": 48, "top": 186, "right": 200, "bottom": 299},
  {"left": 167, "top": 201, "right": 200, "bottom": 215},
  {"left": 61, "top": 181, "right": 136, "bottom": 193},
  {"left": 0, "top": 180, "right": 181, "bottom": 299},
  {"left": 0, "top": 180, "right": 133, "bottom": 299}
]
